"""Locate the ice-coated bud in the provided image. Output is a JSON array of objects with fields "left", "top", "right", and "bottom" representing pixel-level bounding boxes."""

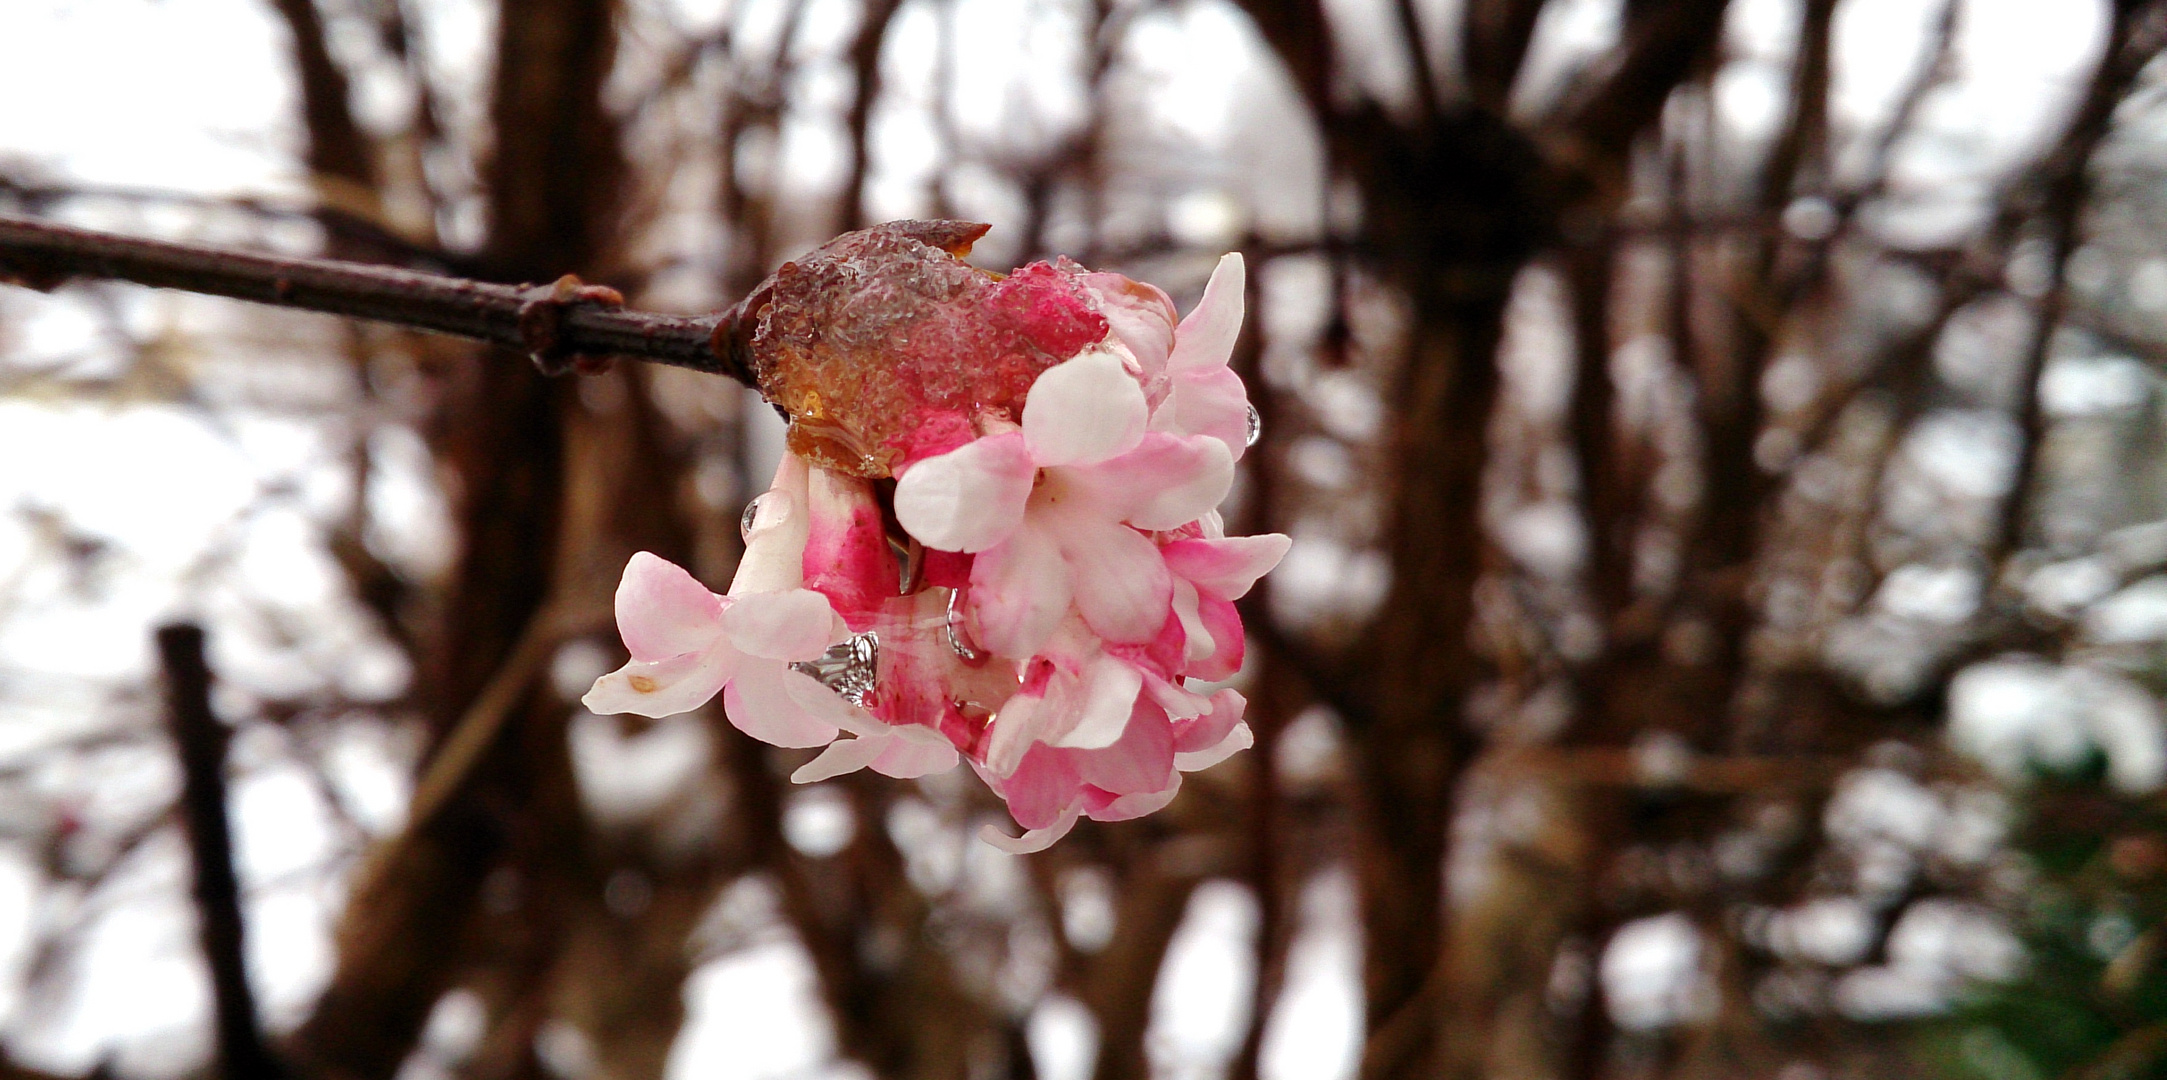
[{"left": 723, "top": 219, "right": 1110, "bottom": 478}]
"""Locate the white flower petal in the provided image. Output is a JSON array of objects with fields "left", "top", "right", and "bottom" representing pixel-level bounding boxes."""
[
  {"left": 780, "top": 668, "right": 882, "bottom": 734},
  {"left": 583, "top": 648, "right": 736, "bottom": 718},
  {"left": 978, "top": 801, "right": 1083, "bottom": 854},
  {"left": 968, "top": 524, "right": 1073, "bottom": 659},
  {"left": 1022, "top": 347, "right": 1148, "bottom": 467},
  {"left": 790, "top": 735, "right": 887, "bottom": 784},
  {"left": 722, "top": 660, "right": 841, "bottom": 748},
  {"left": 893, "top": 432, "right": 1036, "bottom": 552},
  {"left": 1052, "top": 657, "right": 1143, "bottom": 749},
  {"left": 1166, "top": 253, "right": 1244, "bottom": 374},
  {"left": 721, "top": 588, "right": 839, "bottom": 661},
  {"left": 613, "top": 552, "right": 723, "bottom": 661},
  {"left": 730, "top": 454, "right": 811, "bottom": 594}
]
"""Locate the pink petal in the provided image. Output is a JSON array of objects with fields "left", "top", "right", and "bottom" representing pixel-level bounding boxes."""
[
  {"left": 893, "top": 432, "right": 1035, "bottom": 553},
  {"left": 1166, "top": 253, "right": 1244, "bottom": 374},
  {"left": 1159, "top": 366, "right": 1254, "bottom": 460},
  {"left": 1187, "top": 594, "right": 1247, "bottom": 682},
  {"left": 730, "top": 454, "right": 811, "bottom": 594},
  {"left": 1142, "top": 672, "right": 1208, "bottom": 720},
  {"left": 1083, "top": 272, "right": 1178, "bottom": 377},
  {"left": 870, "top": 725, "right": 960, "bottom": 778},
  {"left": 996, "top": 745, "right": 1085, "bottom": 829},
  {"left": 1084, "top": 776, "right": 1181, "bottom": 822},
  {"left": 968, "top": 523, "right": 1073, "bottom": 659},
  {"left": 1174, "top": 722, "right": 1252, "bottom": 772},
  {"left": 613, "top": 552, "right": 724, "bottom": 662},
  {"left": 1161, "top": 533, "right": 1291, "bottom": 600},
  {"left": 1051, "top": 655, "right": 1143, "bottom": 749},
  {"left": 722, "top": 662, "right": 842, "bottom": 748},
  {"left": 978, "top": 801, "right": 1082, "bottom": 854},
  {"left": 1022, "top": 347, "right": 1148, "bottom": 467},
  {"left": 790, "top": 735, "right": 885, "bottom": 784},
  {"left": 1071, "top": 433, "right": 1234, "bottom": 532},
  {"left": 721, "top": 588, "right": 838, "bottom": 661},
  {"left": 987, "top": 652, "right": 1084, "bottom": 775},
  {"left": 984, "top": 689, "right": 1043, "bottom": 778},
  {"left": 1172, "top": 689, "right": 1247, "bottom": 754},
  {"left": 1171, "top": 578, "right": 1215, "bottom": 665},
  {"left": 583, "top": 648, "right": 736, "bottom": 719},
  {"left": 802, "top": 468, "right": 898, "bottom": 624},
  {"left": 1075, "top": 706, "right": 1175, "bottom": 794},
  {"left": 1056, "top": 518, "right": 1172, "bottom": 645}
]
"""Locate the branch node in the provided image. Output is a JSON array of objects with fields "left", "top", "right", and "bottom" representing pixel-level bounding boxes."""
[{"left": 516, "top": 273, "right": 626, "bottom": 375}]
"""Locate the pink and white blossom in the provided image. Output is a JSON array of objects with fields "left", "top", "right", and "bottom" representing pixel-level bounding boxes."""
[
  {"left": 583, "top": 458, "right": 855, "bottom": 748},
  {"left": 892, "top": 347, "right": 1236, "bottom": 659},
  {"left": 976, "top": 688, "right": 1254, "bottom": 854},
  {"left": 1149, "top": 253, "right": 1253, "bottom": 459},
  {"left": 592, "top": 238, "right": 1287, "bottom": 853}
]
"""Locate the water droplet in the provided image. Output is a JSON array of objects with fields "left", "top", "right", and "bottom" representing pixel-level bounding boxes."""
[
  {"left": 1244, "top": 403, "right": 1262, "bottom": 447},
  {"left": 793, "top": 632, "right": 879, "bottom": 706},
  {"left": 740, "top": 492, "right": 789, "bottom": 541},
  {"left": 740, "top": 495, "right": 765, "bottom": 541},
  {"left": 945, "top": 588, "right": 981, "bottom": 661}
]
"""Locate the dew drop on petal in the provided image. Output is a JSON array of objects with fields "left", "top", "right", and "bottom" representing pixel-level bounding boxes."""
[
  {"left": 1245, "top": 404, "right": 1262, "bottom": 447},
  {"left": 741, "top": 492, "right": 787, "bottom": 541}
]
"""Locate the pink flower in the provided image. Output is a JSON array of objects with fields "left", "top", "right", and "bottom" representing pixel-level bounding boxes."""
[
  {"left": 583, "top": 457, "right": 857, "bottom": 749},
  {"left": 780, "top": 671, "right": 959, "bottom": 783},
  {"left": 592, "top": 230, "right": 1289, "bottom": 853},
  {"left": 1149, "top": 254, "right": 1253, "bottom": 459},
  {"left": 1163, "top": 526, "right": 1291, "bottom": 681},
  {"left": 892, "top": 346, "right": 1236, "bottom": 659},
  {"left": 976, "top": 687, "right": 1255, "bottom": 853}
]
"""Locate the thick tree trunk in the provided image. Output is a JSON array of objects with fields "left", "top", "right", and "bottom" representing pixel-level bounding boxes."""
[{"left": 291, "top": 2, "right": 636, "bottom": 1077}]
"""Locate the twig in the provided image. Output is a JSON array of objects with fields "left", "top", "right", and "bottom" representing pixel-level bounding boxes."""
[
  {"left": 1992, "top": 0, "right": 2167, "bottom": 562},
  {"left": 0, "top": 214, "right": 754, "bottom": 384},
  {"left": 158, "top": 623, "right": 284, "bottom": 1080}
]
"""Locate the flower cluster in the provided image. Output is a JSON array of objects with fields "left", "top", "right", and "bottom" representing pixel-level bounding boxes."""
[{"left": 587, "top": 228, "right": 1286, "bottom": 852}]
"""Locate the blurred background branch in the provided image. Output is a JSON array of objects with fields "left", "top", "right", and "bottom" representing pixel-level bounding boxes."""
[{"left": 7, "top": 1, "right": 2167, "bottom": 1079}]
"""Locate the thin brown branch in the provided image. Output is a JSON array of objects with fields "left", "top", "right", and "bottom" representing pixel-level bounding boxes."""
[
  {"left": 159, "top": 623, "right": 285, "bottom": 1080},
  {"left": 1392, "top": 0, "right": 1441, "bottom": 120},
  {"left": 265, "top": 0, "right": 378, "bottom": 195},
  {"left": 0, "top": 214, "right": 753, "bottom": 384},
  {"left": 1992, "top": 0, "right": 2167, "bottom": 561},
  {"left": 1460, "top": 0, "right": 1548, "bottom": 114},
  {"left": 0, "top": 177, "right": 466, "bottom": 271}
]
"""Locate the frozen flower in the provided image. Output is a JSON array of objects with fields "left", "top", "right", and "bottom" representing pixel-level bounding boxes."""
[
  {"left": 891, "top": 346, "right": 1236, "bottom": 659},
  {"left": 595, "top": 221, "right": 1289, "bottom": 852},
  {"left": 584, "top": 457, "right": 855, "bottom": 748}
]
